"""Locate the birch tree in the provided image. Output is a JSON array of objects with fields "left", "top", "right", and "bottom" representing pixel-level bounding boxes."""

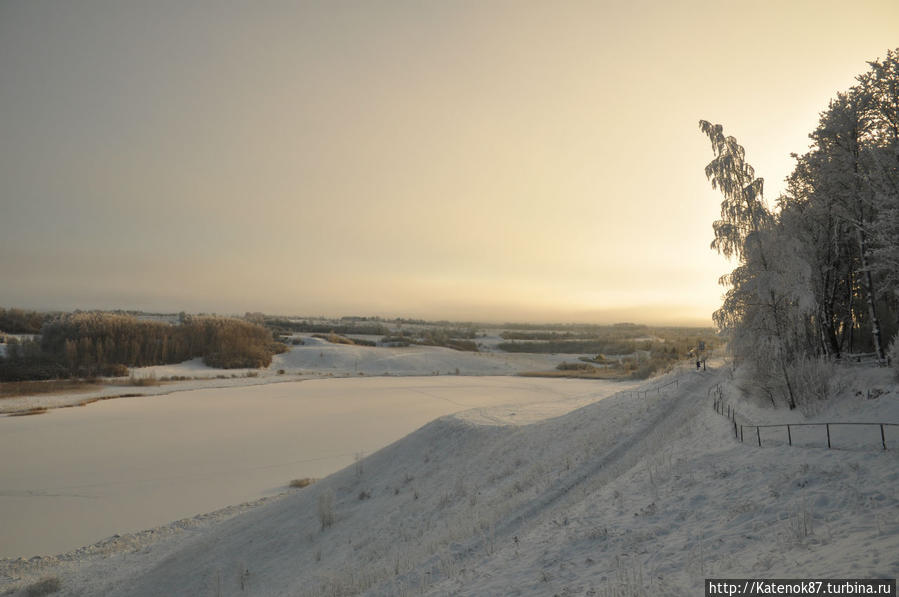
[{"left": 700, "top": 121, "right": 801, "bottom": 408}]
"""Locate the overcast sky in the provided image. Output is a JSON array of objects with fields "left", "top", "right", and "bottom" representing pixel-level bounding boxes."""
[{"left": 1, "top": 1, "right": 897, "bottom": 325}]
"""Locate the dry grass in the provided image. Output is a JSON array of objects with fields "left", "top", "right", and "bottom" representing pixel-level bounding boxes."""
[
  {"left": 125, "top": 373, "right": 160, "bottom": 386},
  {"left": 518, "top": 369, "right": 628, "bottom": 380},
  {"left": 0, "top": 379, "right": 102, "bottom": 399},
  {"left": 289, "top": 477, "right": 317, "bottom": 488},
  {"left": 313, "top": 333, "right": 356, "bottom": 345}
]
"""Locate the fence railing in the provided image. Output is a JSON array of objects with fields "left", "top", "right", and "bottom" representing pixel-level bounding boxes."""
[
  {"left": 843, "top": 352, "right": 885, "bottom": 366},
  {"left": 712, "top": 387, "right": 897, "bottom": 451},
  {"left": 627, "top": 378, "right": 679, "bottom": 399}
]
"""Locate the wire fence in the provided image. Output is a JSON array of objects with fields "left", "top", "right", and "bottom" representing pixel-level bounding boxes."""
[{"left": 710, "top": 383, "right": 899, "bottom": 451}]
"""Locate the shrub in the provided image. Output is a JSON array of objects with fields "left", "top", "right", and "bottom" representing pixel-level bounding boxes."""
[
  {"left": 317, "top": 489, "right": 335, "bottom": 530},
  {"left": 289, "top": 477, "right": 316, "bottom": 488},
  {"left": 24, "top": 576, "right": 62, "bottom": 596},
  {"left": 127, "top": 372, "right": 159, "bottom": 386},
  {"left": 312, "top": 332, "right": 355, "bottom": 345},
  {"left": 787, "top": 356, "right": 836, "bottom": 412},
  {"left": 100, "top": 363, "right": 130, "bottom": 377},
  {"left": 270, "top": 341, "right": 289, "bottom": 354},
  {"left": 556, "top": 362, "right": 596, "bottom": 371}
]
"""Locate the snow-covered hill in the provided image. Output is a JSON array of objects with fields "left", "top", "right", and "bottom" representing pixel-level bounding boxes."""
[
  {"left": 3, "top": 364, "right": 897, "bottom": 596},
  {"left": 271, "top": 335, "right": 570, "bottom": 377}
]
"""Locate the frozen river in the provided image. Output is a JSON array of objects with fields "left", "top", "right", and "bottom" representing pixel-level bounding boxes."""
[{"left": 0, "top": 375, "right": 625, "bottom": 558}]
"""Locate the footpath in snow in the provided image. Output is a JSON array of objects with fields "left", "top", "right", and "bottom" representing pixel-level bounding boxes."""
[{"left": 3, "top": 363, "right": 897, "bottom": 596}]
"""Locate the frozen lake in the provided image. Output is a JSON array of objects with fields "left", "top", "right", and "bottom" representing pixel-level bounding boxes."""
[{"left": 0, "top": 375, "right": 625, "bottom": 558}]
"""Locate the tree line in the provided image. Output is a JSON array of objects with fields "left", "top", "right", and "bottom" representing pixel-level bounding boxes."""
[
  {"left": 702, "top": 48, "right": 899, "bottom": 409},
  {"left": 0, "top": 312, "right": 286, "bottom": 381},
  {"left": 0, "top": 307, "right": 49, "bottom": 335}
]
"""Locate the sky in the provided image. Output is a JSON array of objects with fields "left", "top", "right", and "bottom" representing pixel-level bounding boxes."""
[{"left": 1, "top": 1, "right": 897, "bottom": 326}]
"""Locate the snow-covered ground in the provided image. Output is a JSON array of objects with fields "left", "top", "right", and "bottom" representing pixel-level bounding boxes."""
[
  {"left": 0, "top": 337, "right": 580, "bottom": 415},
  {"left": 272, "top": 335, "right": 570, "bottom": 377},
  {"left": 2, "top": 360, "right": 897, "bottom": 596}
]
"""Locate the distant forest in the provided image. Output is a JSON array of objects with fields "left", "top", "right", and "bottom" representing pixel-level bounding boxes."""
[
  {"left": 0, "top": 311, "right": 286, "bottom": 381},
  {"left": 0, "top": 307, "right": 48, "bottom": 334},
  {"left": 702, "top": 48, "right": 899, "bottom": 409}
]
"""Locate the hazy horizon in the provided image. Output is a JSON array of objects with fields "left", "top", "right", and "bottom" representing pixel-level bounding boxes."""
[
  {"left": 2, "top": 1, "right": 897, "bottom": 326},
  {"left": 0, "top": 302, "right": 716, "bottom": 328}
]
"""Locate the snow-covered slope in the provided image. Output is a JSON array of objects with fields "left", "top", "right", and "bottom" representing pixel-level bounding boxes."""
[
  {"left": 4, "top": 364, "right": 897, "bottom": 596},
  {"left": 271, "top": 336, "right": 570, "bottom": 377}
]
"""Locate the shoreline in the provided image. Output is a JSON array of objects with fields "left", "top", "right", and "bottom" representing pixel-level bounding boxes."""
[
  {"left": 0, "top": 369, "right": 507, "bottom": 416},
  {"left": 0, "top": 490, "right": 294, "bottom": 590},
  {"left": 0, "top": 373, "right": 314, "bottom": 415}
]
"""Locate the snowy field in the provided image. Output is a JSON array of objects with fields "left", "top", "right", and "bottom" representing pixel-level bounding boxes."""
[
  {"left": 0, "top": 336, "right": 582, "bottom": 415},
  {"left": 1, "top": 353, "right": 897, "bottom": 596}
]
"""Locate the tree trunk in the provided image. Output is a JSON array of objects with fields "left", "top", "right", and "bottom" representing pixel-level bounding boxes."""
[{"left": 856, "top": 225, "right": 886, "bottom": 360}]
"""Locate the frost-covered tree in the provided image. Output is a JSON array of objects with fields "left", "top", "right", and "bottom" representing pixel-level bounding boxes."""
[
  {"left": 700, "top": 121, "right": 802, "bottom": 408},
  {"left": 701, "top": 47, "right": 899, "bottom": 407},
  {"left": 700, "top": 121, "right": 772, "bottom": 260},
  {"left": 810, "top": 90, "right": 887, "bottom": 360},
  {"left": 858, "top": 49, "right": 899, "bottom": 334}
]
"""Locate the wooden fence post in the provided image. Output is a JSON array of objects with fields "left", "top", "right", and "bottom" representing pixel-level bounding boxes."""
[
  {"left": 881, "top": 424, "right": 886, "bottom": 451},
  {"left": 740, "top": 425, "right": 743, "bottom": 443},
  {"left": 826, "top": 424, "right": 831, "bottom": 449},
  {"left": 756, "top": 426, "right": 761, "bottom": 447},
  {"left": 787, "top": 425, "right": 792, "bottom": 447}
]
